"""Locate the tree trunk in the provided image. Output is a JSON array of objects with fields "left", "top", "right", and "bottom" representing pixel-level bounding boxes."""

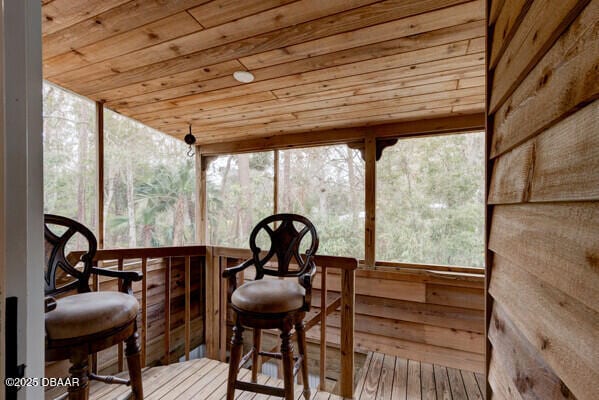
[
  {"left": 346, "top": 147, "right": 357, "bottom": 224},
  {"left": 172, "top": 194, "right": 185, "bottom": 246},
  {"left": 125, "top": 159, "right": 137, "bottom": 247},
  {"left": 238, "top": 154, "right": 251, "bottom": 238}
]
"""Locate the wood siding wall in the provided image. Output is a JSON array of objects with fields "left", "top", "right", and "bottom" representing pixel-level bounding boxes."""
[
  {"left": 316, "top": 268, "right": 485, "bottom": 373},
  {"left": 486, "top": 1, "right": 598, "bottom": 399}
]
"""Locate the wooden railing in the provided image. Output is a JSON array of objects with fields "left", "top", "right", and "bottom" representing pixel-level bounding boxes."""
[
  {"left": 85, "top": 245, "right": 358, "bottom": 398},
  {"left": 90, "top": 246, "right": 206, "bottom": 371}
]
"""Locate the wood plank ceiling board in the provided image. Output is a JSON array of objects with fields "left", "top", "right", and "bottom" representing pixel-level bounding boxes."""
[{"left": 42, "top": 0, "right": 486, "bottom": 145}]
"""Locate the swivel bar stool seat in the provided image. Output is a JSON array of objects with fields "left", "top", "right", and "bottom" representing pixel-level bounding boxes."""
[{"left": 222, "top": 214, "right": 319, "bottom": 400}]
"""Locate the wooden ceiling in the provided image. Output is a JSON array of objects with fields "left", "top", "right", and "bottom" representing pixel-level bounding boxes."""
[{"left": 42, "top": 0, "right": 485, "bottom": 145}]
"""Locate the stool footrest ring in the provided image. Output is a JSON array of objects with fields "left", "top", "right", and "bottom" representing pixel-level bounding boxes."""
[{"left": 236, "top": 380, "right": 286, "bottom": 397}]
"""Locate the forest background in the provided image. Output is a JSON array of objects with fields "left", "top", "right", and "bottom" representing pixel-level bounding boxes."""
[{"left": 44, "top": 83, "right": 484, "bottom": 267}]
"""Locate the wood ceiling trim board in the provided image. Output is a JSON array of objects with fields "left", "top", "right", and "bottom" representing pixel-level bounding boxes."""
[
  {"left": 196, "top": 114, "right": 485, "bottom": 152},
  {"left": 107, "top": 40, "right": 472, "bottom": 111},
  {"left": 156, "top": 90, "right": 484, "bottom": 134},
  {"left": 155, "top": 101, "right": 484, "bottom": 135},
  {"left": 239, "top": 1, "right": 484, "bottom": 69},
  {"left": 90, "top": 59, "right": 244, "bottom": 102},
  {"left": 50, "top": 0, "right": 380, "bottom": 88},
  {"left": 466, "top": 36, "right": 485, "bottom": 54},
  {"left": 117, "top": 51, "right": 484, "bottom": 117},
  {"left": 202, "top": 87, "right": 485, "bottom": 128},
  {"left": 143, "top": 80, "right": 460, "bottom": 127},
  {"left": 458, "top": 76, "right": 485, "bottom": 89},
  {"left": 292, "top": 87, "right": 484, "bottom": 120},
  {"left": 188, "top": 0, "right": 297, "bottom": 28},
  {"left": 135, "top": 68, "right": 484, "bottom": 124},
  {"left": 128, "top": 91, "right": 280, "bottom": 124},
  {"left": 96, "top": 20, "right": 483, "bottom": 104},
  {"left": 165, "top": 105, "right": 483, "bottom": 142},
  {"left": 245, "top": 21, "right": 484, "bottom": 81},
  {"left": 168, "top": 109, "right": 462, "bottom": 141},
  {"left": 43, "top": 12, "right": 203, "bottom": 77},
  {"left": 114, "top": 91, "right": 280, "bottom": 129},
  {"left": 42, "top": 0, "right": 130, "bottom": 36},
  {"left": 271, "top": 53, "right": 484, "bottom": 98},
  {"left": 42, "top": 0, "right": 212, "bottom": 59},
  {"left": 451, "top": 103, "right": 483, "bottom": 113}
]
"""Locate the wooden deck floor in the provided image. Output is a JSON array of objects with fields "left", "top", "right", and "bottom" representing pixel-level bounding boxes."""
[
  {"left": 89, "top": 354, "right": 485, "bottom": 399},
  {"left": 355, "top": 352, "right": 485, "bottom": 400}
]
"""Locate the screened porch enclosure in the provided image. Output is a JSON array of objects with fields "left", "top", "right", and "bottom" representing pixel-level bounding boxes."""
[{"left": 37, "top": 0, "right": 494, "bottom": 399}]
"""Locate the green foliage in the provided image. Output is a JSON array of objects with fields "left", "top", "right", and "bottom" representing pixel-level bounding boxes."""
[
  {"left": 43, "top": 82, "right": 195, "bottom": 249},
  {"left": 43, "top": 83, "right": 97, "bottom": 234},
  {"left": 104, "top": 109, "right": 195, "bottom": 248},
  {"left": 207, "top": 153, "right": 274, "bottom": 248},
  {"left": 376, "top": 133, "right": 485, "bottom": 267}
]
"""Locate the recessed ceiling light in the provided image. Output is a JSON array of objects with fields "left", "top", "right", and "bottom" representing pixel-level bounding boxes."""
[{"left": 233, "top": 71, "right": 255, "bottom": 83}]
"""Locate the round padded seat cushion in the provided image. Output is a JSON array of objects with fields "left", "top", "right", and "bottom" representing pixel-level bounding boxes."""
[
  {"left": 231, "top": 279, "right": 305, "bottom": 314},
  {"left": 45, "top": 291, "right": 139, "bottom": 340}
]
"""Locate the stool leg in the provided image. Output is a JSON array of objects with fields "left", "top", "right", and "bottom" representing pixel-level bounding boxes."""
[
  {"left": 295, "top": 323, "right": 311, "bottom": 400},
  {"left": 227, "top": 322, "right": 244, "bottom": 400},
  {"left": 280, "top": 329, "right": 294, "bottom": 400},
  {"left": 125, "top": 330, "right": 144, "bottom": 399},
  {"left": 251, "top": 328, "right": 262, "bottom": 383},
  {"left": 68, "top": 351, "right": 89, "bottom": 400}
]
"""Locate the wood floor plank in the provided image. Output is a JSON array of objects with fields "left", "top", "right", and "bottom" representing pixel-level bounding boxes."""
[
  {"left": 354, "top": 351, "right": 374, "bottom": 398},
  {"left": 314, "top": 392, "right": 330, "bottom": 400},
  {"left": 211, "top": 368, "right": 251, "bottom": 399},
  {"left": 91, "top": 356, "right": 485, "bottom": 400},
  {"left": 377, "top": 354, "right": 396, "bottom": 400},
  {"left": 147, "top": 358, "right": 212, "bottom": 399},
  {"left": 406, "top": 360, "right": 421, "bottom": 400},
  {"left": 447, "top": 368, "right": 467, "bottom": 399},
  {"left": 461, "top": 371, "right": 483, "bottom": 400},
  {"left": 433, "top": 365, "right": 452, "bottom": 400},
  {"left": 391, "top": 357, "right": 408, "bottom": 400},
  {"left": 168, "top": 360, "right": 229, "bottom": 399},
  {"left": 361, "top": 352, "right": 384, "bottom": 399},
  {"left": 190, "top": 361, "right": 232, "bottom": 399},
  {"left": 420, "top": 363, "right": 436, "bottom": 400},
  {"left": 474, "top": 373, "right": 485, "bottom": 398}
]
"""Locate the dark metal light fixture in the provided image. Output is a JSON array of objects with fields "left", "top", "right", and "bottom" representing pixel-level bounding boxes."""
[{"left": 184, "top": 125, "right": 196, "bottom": 157}]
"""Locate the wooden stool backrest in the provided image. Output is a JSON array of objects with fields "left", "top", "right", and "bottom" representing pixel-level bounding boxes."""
[{"left": 248, "top": 213, "right": 318, "bottom": 280}]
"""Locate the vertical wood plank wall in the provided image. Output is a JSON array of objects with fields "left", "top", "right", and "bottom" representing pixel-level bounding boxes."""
[{"left": 486, "top": 1, "right": 598, "bottom": 399}]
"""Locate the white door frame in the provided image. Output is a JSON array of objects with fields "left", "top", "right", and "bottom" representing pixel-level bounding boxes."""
[{"left": 1, "top": 0, "right": 44, "bottom": 398}]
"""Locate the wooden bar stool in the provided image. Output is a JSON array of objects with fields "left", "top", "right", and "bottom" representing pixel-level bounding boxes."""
[
  {"left": 222, "top": 214, "right": 319, "bottom": 400},
  {"left": 44, "top": 214, "right": 144, "bottom": 399}
]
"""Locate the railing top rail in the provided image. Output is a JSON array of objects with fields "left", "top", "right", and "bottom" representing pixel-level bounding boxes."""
[
  {"left": 93, "top": 245, "right": 207, "bottom": 260},
  {"left": 210, "top": 246, "right": 358, "bottom": 271},
  {"left": 363, "top": 260, "right": 485, "bottom": 275}
]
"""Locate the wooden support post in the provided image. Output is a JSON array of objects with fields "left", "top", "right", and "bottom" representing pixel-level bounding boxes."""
[
  {"left": 117, "top": 258, "right": 124, "bottom": 372},
  {"left": 195, "top": 149, "right": 207, "bottom": 244},
  {"left": 364, "top": 134, "right": 376, "bottom": 267},
  {"left": 274, "top": 149, "right": 279, "bottom": 214},
  {"left": 319, "top": 267, "right": 327, "bottom": 391},
  {"left": 164, "top": 257, "right": 171, "bottom": 364},
  {"left": 339, "top": 267, "right": 355, "bottom": 398},
  {"left": 141, "top": 258, "right": 147, "bottom": 367},
  {"left": 95, "top": 101, "right": 104, "bottom": 249},
  {"left": 92, "top": 273, "right": 99, "bottom": 374},
  {"left": 185, "top": 256, "right": 191, "bottom": 360},
  {"left": 219, "top": 256, "right": 227, "bottom": 362},
  {"left": 205, "top": 247, "right": 221, "bottom": 359}
]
